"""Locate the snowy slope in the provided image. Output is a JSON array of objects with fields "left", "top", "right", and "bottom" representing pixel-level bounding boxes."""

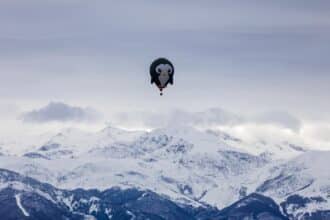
[
  {"left": 256, "top": 151, "right": 330, "bottom": 218},
  {"left": 0, "top": 169, "right": 199, "bottom": 220},
  {"left": 0, "top": 125, "right": 328, "bottom": 218},
  {"left": 0, "top": 168, "right": 291, "bottom": 220},
  {"left": 0, "top": 126, "right": 269, "bottom": 207},
  {"left": 206, "top": 129, "right": 307, "bottom": 159}
]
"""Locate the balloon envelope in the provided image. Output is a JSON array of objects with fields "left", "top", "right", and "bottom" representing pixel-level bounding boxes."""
[{"left": 150, "top": 58, "right": 174, "bottom": 94}]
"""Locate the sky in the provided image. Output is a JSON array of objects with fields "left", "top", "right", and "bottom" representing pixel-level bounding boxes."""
[{"left": 0, "top": 1, "right": 330, "bottom": 149}]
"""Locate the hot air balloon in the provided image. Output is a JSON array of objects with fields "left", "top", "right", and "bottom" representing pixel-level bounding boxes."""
[{"left": 150, "top": 58, "right": 174, "bottom": 95}]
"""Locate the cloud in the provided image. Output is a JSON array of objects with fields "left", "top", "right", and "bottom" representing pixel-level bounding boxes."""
[
  {"left": 115, "top": 108, "right": 242, "bottom": 128},
  {"left": 114, "top": 108, "right": 301, "bottom": 132},
  {"left": 21, "top": 102, "right": 101, "bottom": 123},
  {"left": 0, "top": 103, "right": 20, "bottom": 117},
  {"left": 254, "top": 111, "right": 302, "bottom": 132},
  {"left": 0, "top": 0, "right": 329, "bottom": 123},
  {"left": 302, "top": 123, "right": 330, "bottom": 143}
]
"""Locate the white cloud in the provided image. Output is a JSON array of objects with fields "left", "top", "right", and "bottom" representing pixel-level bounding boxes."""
[
  {"left": 111, "top": 108, "right": 330, "bottom": 150},
  {"left": 115, "top": 108, "right": 242, "bottom": 129},
  {"left": 114, "top": 108, "right": 301, "bottom": 131},
  {"left": 253, "top": 111, "right": 302, "bottom": 132}
]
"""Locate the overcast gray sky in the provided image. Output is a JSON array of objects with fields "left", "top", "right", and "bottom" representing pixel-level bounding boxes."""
[{"left": 0, "top": 1, "right": 330, "bottom": 149}]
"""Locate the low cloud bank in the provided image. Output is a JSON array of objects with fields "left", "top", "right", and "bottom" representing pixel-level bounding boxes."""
[
  {"left": 21, "top": 102, "right": 101, "bottom": 123},
  {"left": 115, "top": 108, "right": 301, "bottom": 132}
]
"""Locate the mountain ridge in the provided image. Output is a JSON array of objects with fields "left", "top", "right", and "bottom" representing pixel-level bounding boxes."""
[{"left": 0, "top": 125, "right": 329, "bottom": 219}]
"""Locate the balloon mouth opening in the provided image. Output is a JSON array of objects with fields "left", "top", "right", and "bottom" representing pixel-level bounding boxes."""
[{"left": 158, "top": 87, "right": 163, "bottom": 96}]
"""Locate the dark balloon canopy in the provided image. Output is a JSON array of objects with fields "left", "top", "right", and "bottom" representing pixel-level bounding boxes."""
[{"left": 150, "top": 58, "right": 174, "bottom": 95}]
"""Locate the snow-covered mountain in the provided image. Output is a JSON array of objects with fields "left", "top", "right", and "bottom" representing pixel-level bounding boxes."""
[
  {"left": 0, "top": 168, "right": 290, "bottom": 220},
  {"left": 257, "top": 151, "right": 330, "bottom": 219},
  {"left": 0, "top": 125, "right": 329, "bottom": 219},
  {"left": 206, "top": 129, "right": 307, "bottom": 159}
]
